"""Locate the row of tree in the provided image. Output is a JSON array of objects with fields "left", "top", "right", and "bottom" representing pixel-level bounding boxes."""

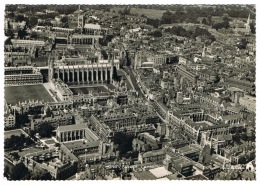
[
  {"left": 4, "top": 162, "right": 52, "bottom": 180},
  {"left": 147, "top": 30, "right": 162, "bottom": 37},
  {"left": 4, "top": 134, "right": 34, "bottom": 150},
  {"left": 164, "top": 26, "right": 216, "bottom": 43}
]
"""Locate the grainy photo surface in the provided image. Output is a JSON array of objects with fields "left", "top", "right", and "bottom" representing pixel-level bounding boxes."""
[{"left": 3, "top": 4, "right": 256, "bottom": 180}]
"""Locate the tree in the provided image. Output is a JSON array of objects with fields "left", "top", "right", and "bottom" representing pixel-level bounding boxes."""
[
  {"left": 237, "top": 38, "right": 248, "bottom": 49},
  {"left": 148, "top": 30, "right": 162, "bottom": 37},
  {"left": 207, "top": 15, "right": 212, "bottom": 25},
  {"left": 4, "top": 165, "right": 10, "bottom": 178},
  {"left": 61, "top": 16, "right": 69, "bottom": 24},
  {"left": 250, "top": 21, "right": 256, "bottom": 34},
  {"left": 146, "top": 18, "right": 160, "bottom": 28},
  {"left": 28, "top": 16, "right": 38, "bottom": 28},
  {"left": 9, "top": 162, "right": 28, "bottom": 180},
  {"left": 30, "top": 31, "right": 38, "bottom": 39},
  {"left": 45, "top": 106, "right": 52, "bottom": 117},
  {"left": 232, "top": 130, "right": 240, "bottom": 142},
  {"left": 5, "top": 5, "right": 18, "bottom": 12},
  {"left": 212, "top": 21, "right": 230, "bottom": 30},
  {"left": 240, "top": 133, "right": 248, "bottom": 141},
  {"left": 15, "top": 14, "right": 26, "bottom": 22},
  {"left": 18, "top": 29, "right": 27, "bottom": 39},
  {"left": 202, "top": 18, "right": 208, "bottom": 25},
  {"left": 37, "top": 122, "right": 54, "bottom": 138},
  {"left": 122, "top": 7, "right": 131, "bottom": 15},
  {"left": 5, "top": 29, "right": 14, "bottom": 38},
  {"left": 11, "top": 152, "right": 20, "bottom": 160},
  {"left": 161, "top": 10, "right": 175, "bottom": 24},
  {"left": 30, "top": 169, "right": 52, "bottom": 180},
  {"left": 223, "top": 16, "right": 231, "bottom": 22},
  {"left": 113, "top": 132, "right": 135, "bottom": 157},
  {"left": 4, "top": 134, "right": 33, "bottom": 150},
  {"left": 55, "top": 143, "right": 61, "bottom": 147}
]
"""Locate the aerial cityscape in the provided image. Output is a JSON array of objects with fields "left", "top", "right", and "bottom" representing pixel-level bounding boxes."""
[{"left": 3, "top": 4, "right": 256, "bottom": 180}]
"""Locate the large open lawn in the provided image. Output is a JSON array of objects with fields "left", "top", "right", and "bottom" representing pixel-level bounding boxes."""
[
  {"left": 4, "top": 129, "right": 26, "bottom": 139},
  {"left": 130, "top": 8, "right": 167, "bottom": 19},
  {"left": 111, "top": 7, "right": 172, "bottom": 19},
  {"left": 5, "top": 84, "right": 54, "bottom": 105}
]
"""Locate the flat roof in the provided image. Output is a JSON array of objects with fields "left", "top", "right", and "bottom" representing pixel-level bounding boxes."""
[
  {"left": 133, "top": 171, "right": 157, "bottom": 180},
  {"left": 57, "top": 123, "right": 88, "bottom": 132},
  {"left": 149, "top": 167, "right": 172, "bottom": 178},
  {"left": 84, "top": 23, "right": 101, "bottom": 30},
  {"left": 64, "top": 140, "right": 100, "bottom": 150}
]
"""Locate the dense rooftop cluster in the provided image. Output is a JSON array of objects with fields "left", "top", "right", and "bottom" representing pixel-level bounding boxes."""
[{"left": 4, "top": 4, "right": 256, "bottom": 181}]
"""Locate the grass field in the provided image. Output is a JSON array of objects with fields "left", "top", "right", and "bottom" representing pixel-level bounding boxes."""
[
  {"left": 18, "top": 148, "right": 43, "bottom": 157},
  {"left": 70, "top": 86, "right": 108, "bottom": 95},
  {"left": 5, "top": 84, "right": 54, "bottom": 105},
  {"left": 111, "top": 7, "right": 171, "bottom": 19},
  {"left": 4, "top": 129, "right": 26, "bottom": 139},
  {"left": 130, "top": 8, "right": 167, "bottom": 19},
  {"left": 44, "top": 139, "right": 56, "bottom": 145}
]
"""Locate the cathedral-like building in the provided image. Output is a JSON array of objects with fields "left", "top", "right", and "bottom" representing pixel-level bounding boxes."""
[{"left": 48, "top": 50, "right": 120, "bottom": 85}]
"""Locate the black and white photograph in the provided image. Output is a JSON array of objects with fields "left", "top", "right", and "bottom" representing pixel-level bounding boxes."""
[{"left": 1, "top": 2, "right": 257, "bottom": 182}]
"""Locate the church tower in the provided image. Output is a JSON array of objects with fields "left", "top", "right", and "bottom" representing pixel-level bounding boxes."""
[{"left": 77, "top": 5, "right": 84, "bottom": 29}]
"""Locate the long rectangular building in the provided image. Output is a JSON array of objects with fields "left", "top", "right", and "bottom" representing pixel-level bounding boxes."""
[
  {"left": 177, "top": 65, "right": 198, "bottom": 84},
  {"left": 56, "top": 123, "right": 99, "bottom": 142}
]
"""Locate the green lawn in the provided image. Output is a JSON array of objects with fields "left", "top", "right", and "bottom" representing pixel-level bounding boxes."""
[
  {"left": 130, "top": 8, "right": 169, "bottom": 19},
  {"left": 111, "top": 7, "right": 171, "bottom": 19},
  {"left": 5, "top": 84, "right": 54, "bottom": 105},
  {"left": 45, "top": 139, "right": 56, "bottom": 145},
  {"left": 4, "top": 129, "right": 25, "bottom": 139},
  {"left": 18, "top": 148, "right": 43, "bottom": 157}
]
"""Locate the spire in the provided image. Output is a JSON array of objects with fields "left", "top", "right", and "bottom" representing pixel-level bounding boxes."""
[
  {"left": 202, "top": 44, "right": 206, "bottom": 57},
  {"left": 247, "top": 13, "right": 251, "bottom": 25},
  {"left": 245, "top": 13, "right": 251, "bottom": 31}
]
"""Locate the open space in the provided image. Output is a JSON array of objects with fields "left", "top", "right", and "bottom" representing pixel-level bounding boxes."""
[
  {"left": 5, "top": 84, "right": 54, "bottom": 105},
  {"left": 18, "top": 147, "right": 44, "bottom": 157},
  {"left": 70, "top": 85, "right": 108, "bottom": 95},
  {"left": 111, "top": 7, "right": 173, "bottom": 19},
  {"left": 130, "top": 8, "right": 168, "bottom": 19},
  {"left": 4, "top": 129, "right": 27, "bottom": 139},
  {"left": 44, "top": 139, "right": 56, "bottom": 145}
]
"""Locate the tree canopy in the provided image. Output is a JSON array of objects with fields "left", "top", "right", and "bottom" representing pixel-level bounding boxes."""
[
  {"left": 4, "top": 134, "right": 33, "bottom": 150},
  {"left": 29, "top": 169, "right": 53, "bottom": 180},
  {"left": 113, "top": 132, "right": 135, "bottom": 157},
  {"left": 37, "top": 122, "right": 55, "bottom": 138},
  {"left": 147, "top": 30, "right": 162, "bottom": 37},
  {"left": 9, "top": 162, "right": 29, "bottom": 180}
]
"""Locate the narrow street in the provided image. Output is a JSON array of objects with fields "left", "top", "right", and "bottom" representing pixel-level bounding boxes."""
[{"left": 125, "top": 66, "right": 168, "bottom": 123}]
